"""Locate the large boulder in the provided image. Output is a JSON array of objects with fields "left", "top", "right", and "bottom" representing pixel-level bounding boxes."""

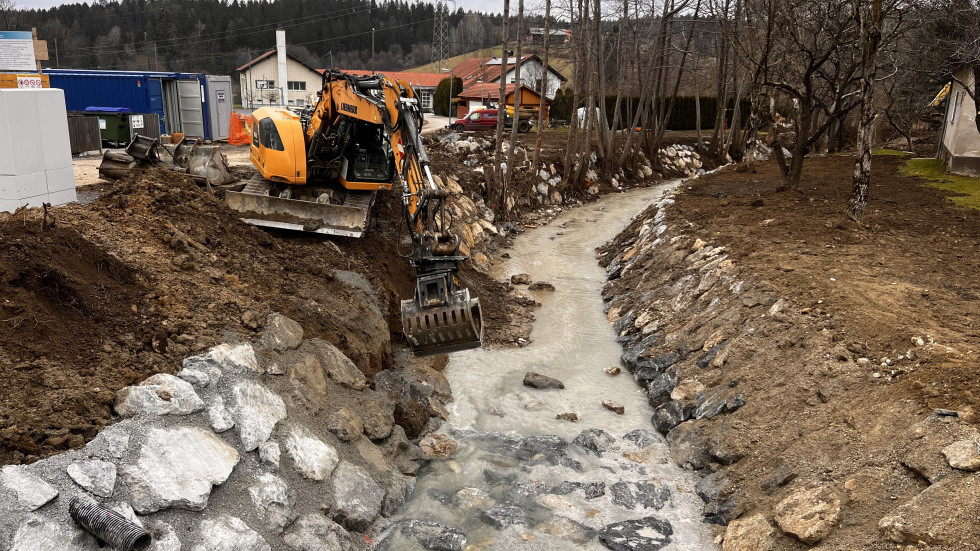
[
  {"left": 121, "top": 426, "right": 239, "bottom": 513},
  {"left": 8, "top": 516, "right": 99, "bottom": 551},
  {"left": 307, "top": 339, "right": 367, "bottom": 391},
  {"left": 722, "top": 514, "right": 775, "bottom": 551},
  {"left": 229, "top": 381, "right": 287, "bottom": 452},
  {"left": 261, "top": 313, "right": 304, "bottom": 351},
  {"left": 248, "top": 473, "right": 297, "bottom": 533},
  {"left": 0, "top": 467, "right": 59, "bottom": 511},
  {"left": 285, "top": 425, "right": 339, "bottom": 481},
  {"left": 598, "top": 516, "right": 673, "bottom": 551},
  {"left": 326, "top": 461, "right": 385, "bottom": 531},
  {"left": 113, "top": 373, "right": 204, "bottom": 416},
  {"left": 773, "top": 487, "right": 841, "bottom": 544},
  {"left": 401, "top": 519, "right": 467, "bottom": 551},
  {"left": 66, "top": 460, "right": 117, "bottom": 498},
  {"left": 282, "top": 514, "right": 352, "bottom": 551},
  {"left": 190, "top": 516, "right": 271, "bottom": 551},
  {"left": 374, "top": 370, "right": 429, "bottom": 438}
]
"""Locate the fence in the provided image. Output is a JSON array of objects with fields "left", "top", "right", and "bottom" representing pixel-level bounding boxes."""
[{"left": 67, "top": 116, "right": 101, "bottom": 154}]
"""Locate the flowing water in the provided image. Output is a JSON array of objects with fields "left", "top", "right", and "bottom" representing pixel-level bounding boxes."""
[{"left": 388, "top": 184, "right": 717, "bottom": 551}]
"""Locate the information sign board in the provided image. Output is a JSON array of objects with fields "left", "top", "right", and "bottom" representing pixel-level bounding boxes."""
[{"left": 0, "top": 31, "right": 38, "bottom": 72}]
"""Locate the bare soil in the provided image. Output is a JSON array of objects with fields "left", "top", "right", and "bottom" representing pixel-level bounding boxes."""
[
  {"left": 605, "top": 153, "right": 980, "bottom": 549},
  {"left": 0, "top": 166, "right": 525, "bottom": 465}
]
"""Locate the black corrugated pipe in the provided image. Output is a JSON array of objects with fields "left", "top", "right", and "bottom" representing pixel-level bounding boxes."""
[{"left": 69, "top": 496, "right": 152, "bottom": 551}]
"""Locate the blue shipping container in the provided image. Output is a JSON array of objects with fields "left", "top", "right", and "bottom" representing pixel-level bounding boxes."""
[{"left": 43, "top": 69, "right": 214, "bottom": 139}]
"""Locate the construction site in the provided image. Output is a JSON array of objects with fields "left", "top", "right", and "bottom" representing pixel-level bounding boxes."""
[{"left": 3, "top": 1, "right": 980, "bottom": 550}]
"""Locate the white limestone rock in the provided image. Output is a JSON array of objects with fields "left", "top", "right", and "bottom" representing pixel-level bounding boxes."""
[
  {"left": 285, "top": 425, "right": 339, "bottom": 481},
  {"left": 259, "top": 441, "right": 281, "bottom": 471},
  {"left": 283, "top": 514, "right": 352, "bottom": 551},
  {"left": 326, "top": 461, "right": 385, "bottom": 531},
  {"left": 9, "top": 516, "right": 100, "bottom": 551},
  {"left": 261, "top": 313, "right": 304, "bottom": 351},
  {"left": 121, "top": 426, "right": 240, "bottom": 513},
  {"left": 145, "top": 521, "right": 181, "bottom": 551},
  {"left": 0, "top": 466, "right": 59, "bottom": 511},
  {"left": 67, "top": 459, "right": 117, "bottom": 498},
  {"left": 207, "top": 342, "right": 260, "bottom": 373},
  {"left": 207, "top": 396, "right": 236, "bottom": 433},
  {"left": 190, "top": 516, "right": 270, "bottom": 551},
  {"left": 178, "top": 368, "right": 211, "bottom": 388},
  {"left": 230, "top": 381, "right": 287, "bottom": 451},
  {"left": 104, "top": 427, "right": 131, "bottom": 460},
  {"left": 113, "top": 373, "right": 204, "bottom": 417},
  {"left": 181, "top": 356, "right": 223, "bottom": 386},
  {"left": 248, "top": 473, "right": 297, "bottom": 533}
]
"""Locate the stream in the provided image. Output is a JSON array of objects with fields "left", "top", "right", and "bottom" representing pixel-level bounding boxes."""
[{"left": 388, "top": 184, "right": 717, "bottom": 551}]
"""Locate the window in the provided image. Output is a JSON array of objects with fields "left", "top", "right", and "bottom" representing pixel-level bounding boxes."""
[
  {"left": 287, "top": 81, "right": 306, "bottom": 91},
  {"left": 258, "top": 117, "right": 284, "bottom": 151},
  {"left": 255, "top": 79, "right": 274, "bottom": 89},
  {"left": 420, "top": 92, "right": 432, "bottom": 110},
  {"left": 252, "top": 120, "right": 260, "bottom": 147}
]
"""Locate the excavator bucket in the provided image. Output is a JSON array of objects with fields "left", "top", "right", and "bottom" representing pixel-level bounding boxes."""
[
  {"left": 97, "top": 135, "right": 235, "bottom": 187},
  {"left": 225, "top": 179, "right": 373, "bottom": 237},
  {"left": 401, "top": 282, "right": 483, "bottom": 357},
  {"left": 170, "top": 138, "right": 236, "bottom": 186}
]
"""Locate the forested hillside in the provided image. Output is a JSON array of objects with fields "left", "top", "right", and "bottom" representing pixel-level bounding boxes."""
[{"left": 5, "top": 0, "right": 503, "bottom": 75}]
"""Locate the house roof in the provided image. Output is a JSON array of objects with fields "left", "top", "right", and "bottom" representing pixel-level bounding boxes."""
[
  {"left": 452, "top": 54, "right": 567, "bottom": 86},
  {"left": 338, "top": 70, "right": 446, "bottom": 89},
  {"left": 456, "top": 83, "right": 544, "bottom": 102},
  {"left": 236, "top": 48, "right": 323, "bottom": 77}
]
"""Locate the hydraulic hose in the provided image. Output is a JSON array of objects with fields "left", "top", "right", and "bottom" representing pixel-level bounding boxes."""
[{"left": 69, "top": 496, "right": 152, "bottom": 551}]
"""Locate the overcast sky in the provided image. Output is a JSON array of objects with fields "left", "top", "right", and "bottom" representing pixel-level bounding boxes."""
[{"left": 13, "top": 0, "right": 500, "bottom": 14}]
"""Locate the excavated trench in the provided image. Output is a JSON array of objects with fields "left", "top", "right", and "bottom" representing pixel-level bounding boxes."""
[{"left": 387, "top": 184, "right": 717, "bottom": 550}]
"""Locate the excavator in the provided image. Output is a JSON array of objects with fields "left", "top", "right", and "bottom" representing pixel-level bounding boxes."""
[{"left": 224, "top": 70, "right": 482, "bottom": 357}]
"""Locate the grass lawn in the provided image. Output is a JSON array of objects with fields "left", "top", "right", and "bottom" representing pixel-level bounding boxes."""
[{"left": 900, "top": 157, "right": 980, "bottom": 210}]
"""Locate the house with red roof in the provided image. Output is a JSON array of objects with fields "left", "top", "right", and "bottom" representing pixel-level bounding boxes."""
[{"left": 452, "top": 54, "right": 566, "bottom": 101}]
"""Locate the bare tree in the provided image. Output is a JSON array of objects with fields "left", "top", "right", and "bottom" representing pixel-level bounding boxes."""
[
  {"left": 532, "top": 0, "right": 552, "bottom": 169},
  {"left": 506, "top": 0, "right": 526, "bottom": 188},
  {"left": 493, "top": 0, "right": 511, "bottom": 213},
  {"left": 0, "top": 0, "right": 19, "bottom": 30}
]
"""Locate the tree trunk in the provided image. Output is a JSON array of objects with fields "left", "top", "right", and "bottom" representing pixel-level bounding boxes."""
[
  {"left": 847, "top": 0, "right": 882, "bottom": 222},
  {"left": 531, "top": 0, "right": 551, "bottom": 169},
  {"left": 506, "top": 0, "right": 525, "bottom": 188},
  {"left": 493, "top": 0, "right": 511, "bottom": 213}
]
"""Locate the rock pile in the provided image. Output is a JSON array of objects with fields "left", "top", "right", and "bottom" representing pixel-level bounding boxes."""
[
  {"left": 431, "top": 172, "right": 503, "bottom": 269},
  {"left": 597, "top": 188, "right": 980, "bottom": 548},
  {"left": 0, "top": 313, "right": 448, "bottom": 551},
  {"left": 656, "top": 144, "right": 704, "bottom": 178}
]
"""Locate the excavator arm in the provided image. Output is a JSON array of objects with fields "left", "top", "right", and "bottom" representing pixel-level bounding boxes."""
[{"left": 382, "top": 77, "right": 483, "bottom": 356}]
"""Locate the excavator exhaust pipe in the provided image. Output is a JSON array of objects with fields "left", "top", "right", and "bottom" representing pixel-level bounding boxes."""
[{"left": 401, "top": 287, "right": 483, "bottom": 357}]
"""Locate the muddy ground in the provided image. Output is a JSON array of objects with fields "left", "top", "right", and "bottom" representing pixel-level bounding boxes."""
[
  {"left": 603, "top": 153, "right": 980, "bottom": 549},
  {"left": 0, "top": 165, "right": 528, "bottom": 465}
]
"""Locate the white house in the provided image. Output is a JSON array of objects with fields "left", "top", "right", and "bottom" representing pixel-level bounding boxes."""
[
  {"left": 939, "top": 64, "right": 980, "bottom": 176},
  {"left": 453, "top": 54, "right": 566, "bottom": 100},
  {"left": 237, "top": 48, "right": 323, "bottom": 109}
]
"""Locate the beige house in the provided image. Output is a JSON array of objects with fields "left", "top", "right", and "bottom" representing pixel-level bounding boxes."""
[
  {"left": 237, "top": 49, "right": 323, "bottom": 109},
  {"left": 940, "top": 65, "right": 980, "bottom": 176}
]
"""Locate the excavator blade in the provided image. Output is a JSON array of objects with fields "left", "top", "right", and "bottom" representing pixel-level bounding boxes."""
[
  {"left": 401, "top": 288, "right": 483, "bottom": 357},
  {"left": 225, "top": 179, "right": 372, "bottom": 237}
]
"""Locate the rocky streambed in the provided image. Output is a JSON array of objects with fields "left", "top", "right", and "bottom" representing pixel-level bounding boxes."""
[{"left": 381, "top": 184, "right": 718, "bottom": 551}]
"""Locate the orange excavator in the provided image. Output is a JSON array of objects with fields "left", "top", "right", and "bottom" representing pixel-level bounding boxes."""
[{"left": 224, "top": 70, "right": 482, "bottom": 357}]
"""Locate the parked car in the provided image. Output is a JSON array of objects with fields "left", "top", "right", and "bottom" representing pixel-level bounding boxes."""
[{"left": 450, "top": 109, "right": 533, "bottom": 133}]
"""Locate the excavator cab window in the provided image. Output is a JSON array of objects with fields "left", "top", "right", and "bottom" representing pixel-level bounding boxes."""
[
  {"left": 251, "top": 120, "right": 260, "bottom": 148},
  {"left": 345, "top": 123, "right": 394, "bottom": 183},
  {"left": 258, "top": 117, "right": 284, "bottom": 152}
]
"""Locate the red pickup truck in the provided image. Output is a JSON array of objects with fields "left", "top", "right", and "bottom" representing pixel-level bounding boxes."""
[{"left": 450, "top": 109, "right": 532, "bottom": 133}]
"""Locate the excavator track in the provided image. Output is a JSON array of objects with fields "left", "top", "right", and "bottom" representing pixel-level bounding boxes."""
[{"left": 225, "top": 179, "right": 373, "bottom": 237}]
